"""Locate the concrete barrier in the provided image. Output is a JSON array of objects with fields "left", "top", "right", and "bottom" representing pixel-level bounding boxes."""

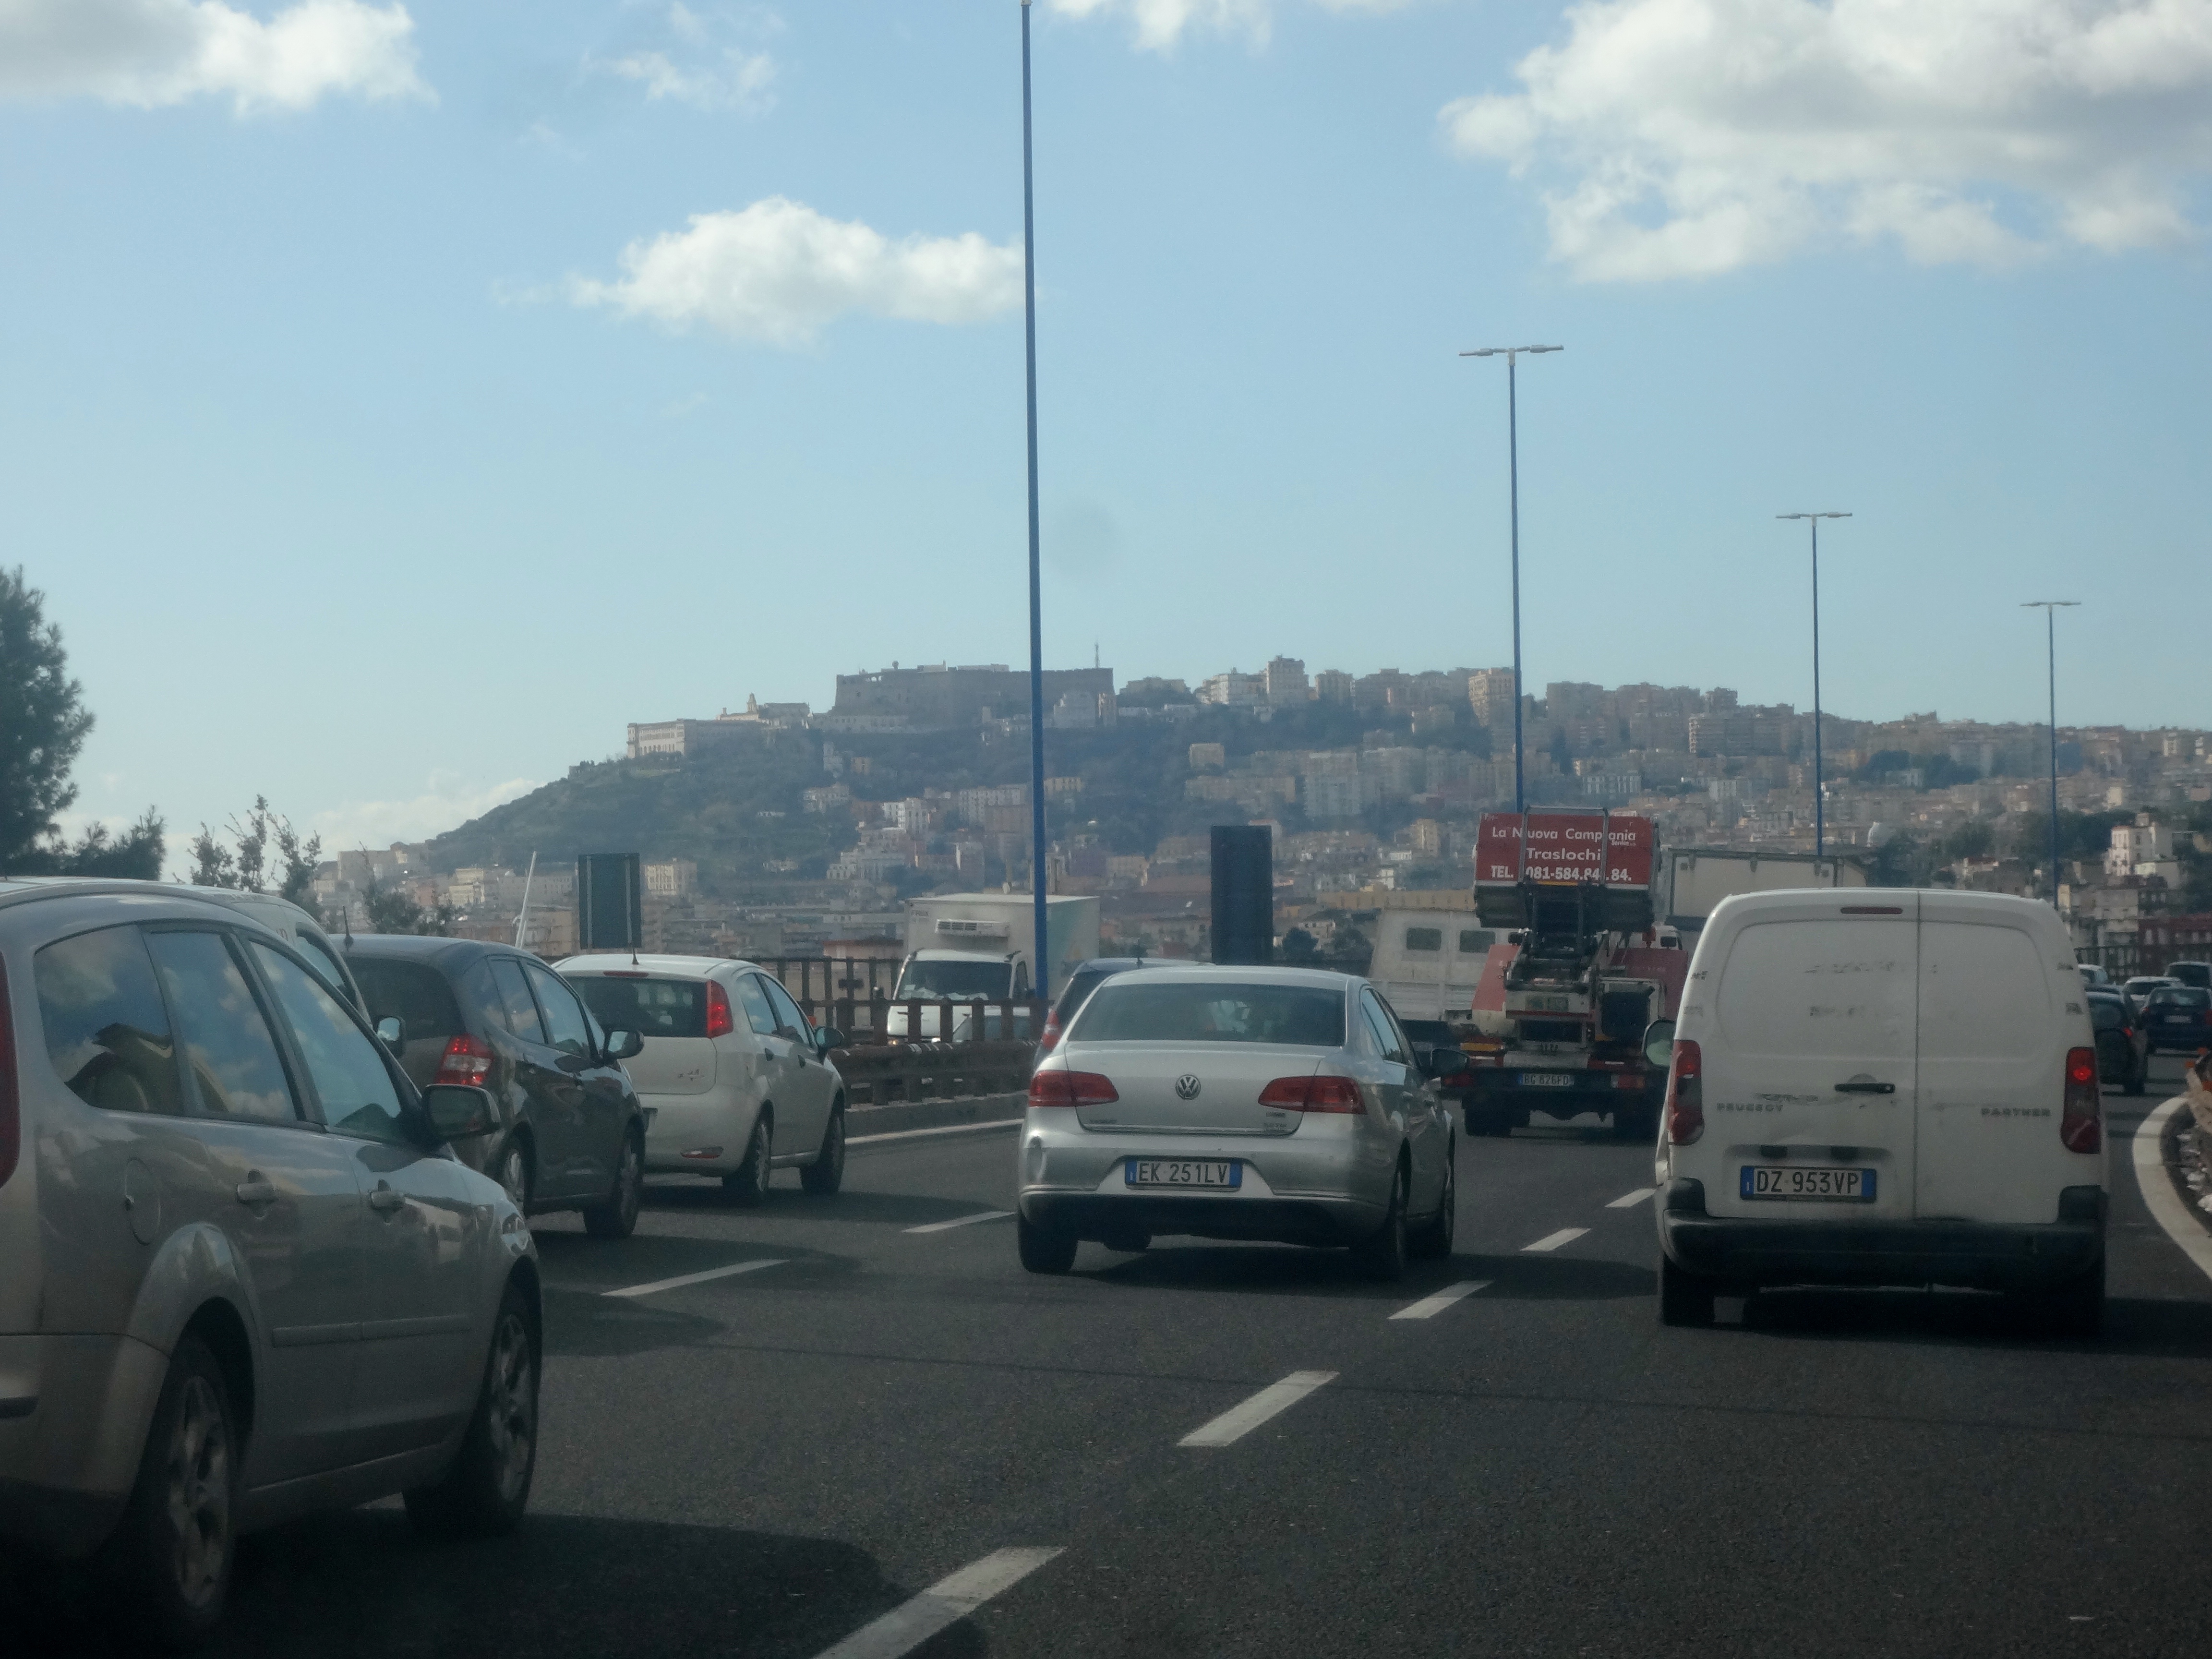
[{"left": 845, "top": 1091, "right": 1026, "bottom": 1142}]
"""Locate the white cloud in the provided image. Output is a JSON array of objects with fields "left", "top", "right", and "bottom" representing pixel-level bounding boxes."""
[
  {"left": 1043, "top": 0, "right": 1410, "bottom": 52},
  {"left": 1440, "top": 0, "right": 2212, "bottom": 281},
  {"left": 305, "top": 775, "right": 541, "bottom": 855},
  {"left": 570, "top": 197, "right": 1024, "bottom": 347},
  {"left": 0, "top": 0, "right": 429, "bottom": 112},
  {"left": 586, "top": 3, "right": 778, "bottom": 114}
]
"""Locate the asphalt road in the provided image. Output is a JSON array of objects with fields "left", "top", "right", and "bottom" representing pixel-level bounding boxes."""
[{"left": 15, "top": 1059, "right": 2212, "bottom": 1658}]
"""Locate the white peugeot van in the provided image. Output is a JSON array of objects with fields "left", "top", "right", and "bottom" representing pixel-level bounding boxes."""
[{"left": 1649, "top": 890, "right": 2105, "bottom": 1333}]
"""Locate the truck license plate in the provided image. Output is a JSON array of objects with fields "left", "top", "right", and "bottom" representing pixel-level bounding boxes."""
[
  {"left": 1518, "top": 1072, "right": 1576, "bottom": 1088},
  {"left": 1741, "top": 1166, "right": 1875, "bottom": 1202},
  {"left": 1125, "top": 1159, "right": 1240, "bottom": 1190}
]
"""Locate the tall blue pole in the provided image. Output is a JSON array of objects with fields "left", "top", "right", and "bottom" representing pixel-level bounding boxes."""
[
  {"left": 2047, "top": 607, "right": 2060, "bottom": 910},
  {"left": 1811, "top": 517, "right": 1823, "bottom": 861},
  {"left": 1021, "top": 0, "right": 1049, "bottom": 999},
  {"left": 1508, "top": 354, "right": 1523, "bottom": 815}
]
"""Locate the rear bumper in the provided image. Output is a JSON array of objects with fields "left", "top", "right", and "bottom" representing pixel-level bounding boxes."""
[
  {"left": 1459, "top": 1071, "right": 1659, "bottom": 1115},
  {"left": 1657, "top": 1178, "right": 2106, "bottom": 1292},
  {"left": 0, "top": 1333, "right": 167, "bottom": 1559},
  {"left": 1020, "top": 1191, "right": 1382, "bottom": 1246}
]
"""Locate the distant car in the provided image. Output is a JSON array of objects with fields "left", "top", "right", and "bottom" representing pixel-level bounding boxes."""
[
  {"left": 1035, "top": 957, "right": 1165, "bottom": 1058},
  {"left": 2121, "top": 975, "right": 2180, "bottom": 1018},
  {"left": 560, "top": 954, "right": 848, "bottom": 1201},
  {"left": 2166, "top": 961, "right": 2212, "bottom": 991},
  {"left": 2140, "top": 985, "right": 2212, "bottom": 1054},
  {"left": 2086, "top": 991, "right": 2149, "bottom": 1095},
  {"left": 344, "top": 936, "right": 648, "bottom": 1236},
  {"left": 2076, "top": 963, "right": 2112, "bottom": 988},
  {"left": 0, "top": 880, "right": 542, "bottom": 1643},
  {"left": 1016, "top": 966, "right": 1459, "bottom": 1281}
]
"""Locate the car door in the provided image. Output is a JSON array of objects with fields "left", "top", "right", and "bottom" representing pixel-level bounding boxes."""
[
  {"left": 141, "top": 925, "right": 371, "bottom": 1487},
  {"left": 1359, "top": 988, "right": 1429, "bottom": 1196},
  {"left": 248, "top": 939, "right": 482, "bottom": 1455},
  {"left": 527, "top": 960, "right": 626, "bottom": 1193},
  {"left": 761, "top": 975, "right": 835, "bottom": 1152},
  {"left": 739, "top": 974, "right": 808, "bottom": 1155},
  {"left": 1372, "top": 990, "right": 1447, "bottom": 1208},
  {"left": 488, "top": 955, "right": 581, "bottom": 1198}
]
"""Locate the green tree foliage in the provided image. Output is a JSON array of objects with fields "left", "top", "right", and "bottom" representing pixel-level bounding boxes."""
[
  {"left": 357, "top": 873, "right": 455, "bottom": 938},
  {"left": 2007, "top": 809, "right": 2129, "bottom": 870},
  {"left": 0, "top": 566, "right": 96, "bottom": 866},
  {"left": 187, "top": 797, "right": 324, "bottom": 913}
]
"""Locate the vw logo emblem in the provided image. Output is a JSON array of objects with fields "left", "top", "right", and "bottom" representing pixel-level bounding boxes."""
[{"left": 1175, "top": 1074, "right": 1202, "bottom": 1100}]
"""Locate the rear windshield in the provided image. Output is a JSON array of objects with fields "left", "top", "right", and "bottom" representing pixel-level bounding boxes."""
[
  {"left": 570, "top": 975, "right": 706, "bottom": 1038},
  {"left": 1054, "top": 969, "right": 1119, "bottom": 1021},
  {"left": 2146, "top": 987, "right": 2211, "bottom": 1010},
  {"left": 349, "top": 958, "right": 465, "bottom": 1042},
  {"left": 1074, "top": 982, "right": 1346, "bottom": 1046},
  {"left": 2167, "top": 964, "right": 2212, "bottom": 988}
]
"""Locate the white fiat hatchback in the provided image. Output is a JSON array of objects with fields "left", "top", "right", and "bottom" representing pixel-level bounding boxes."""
[
  {"left": 1650, "top": 890, "right": 2106, "bottom": 1333},
  {"left": 560, "top": 955, "right": 848, "bottom": 1201}
]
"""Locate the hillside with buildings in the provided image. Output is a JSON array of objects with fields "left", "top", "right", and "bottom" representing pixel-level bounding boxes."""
[{"left": 309, "top": 657, "right": 2212, "bottom": 974}]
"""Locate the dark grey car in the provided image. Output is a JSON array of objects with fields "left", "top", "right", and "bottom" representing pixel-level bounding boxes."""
[{"left": 344, "top": 936, "right": 648, "bottom": 1237}]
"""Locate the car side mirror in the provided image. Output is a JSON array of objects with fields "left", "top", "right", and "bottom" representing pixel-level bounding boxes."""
[
  {"left": 603, "top": 1028, "right": 644, "bottom": 1061},
  {"left": 375, "top": 1015, "right": 406, "bottom": 1051},
  {"left": 1426, "top": 1047, "right": 1473, "bottom": 1081},
  {"left": 1642, "top": 1018, "right": 1678, "bottom": 1070},
  {"left": 817, "top": 1026, "right": 846, "bottom": 1052},
  {"left": 422, "top": 1083, "right": 497, "bottom": 1142}
]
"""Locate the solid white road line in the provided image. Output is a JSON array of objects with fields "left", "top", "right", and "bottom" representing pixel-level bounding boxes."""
[
  {"left": 1390, "top": 1280, "right": 1492, "bottom": 1321},
  {"left": 1607, "top": 1188, "right": 1657, "bottom": 1209},
  {"left": 2130, "top": 1097, "right": 2212, "bottom": 1287},
  {"left": 1179, "top": 1370, "right": 1338, "bottom": 1448},
  {"left": 602, "top": 1259, "right": 786, "bottom": 1298},
  {"left": 811, "top": 1547, "right": 1063, "bottom": 1659},
  {"left": 1523, "top": 1227, "right": 1588, "bottom": 1253},
  {"left": 846, "top": 1118, "right": 1024, "bottom": 1146},
  {"left": 903, "top": 1210, "right": 1014, "bottom": 1235}
]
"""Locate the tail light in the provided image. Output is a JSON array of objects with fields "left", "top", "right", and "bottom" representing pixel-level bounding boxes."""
[
  {"left": 2061, "top": 1046, "right": 2101, "bottom": 1154},
  {"left": 1258, "top": 1074, "right": 1366, "bottom": 1114},
  {"left": 435, "top": 1034, "right": 494, "bottom": 1087},
  {"left": 706, "top": 980, "right": 734, "bottom": 1040},
  {"left": 1027, "top": 1069, "right": 1118, "bottom": 1108},
  {"left": 1664, "top": 1039, "right": 1704, "bottom": 1146},
  {"left": 1037, "top": 1008, "right": 1063, "bottom": 1054},
  {"left": 0, "top": 959, "right": 18, "bottom": 1189}
]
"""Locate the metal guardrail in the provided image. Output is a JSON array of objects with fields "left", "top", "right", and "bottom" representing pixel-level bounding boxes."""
[
  {"left": 756, "top": 956, "right": 1046, "bottom": 1046},
  {"left": 830, "top": 1038, "right": 1036, "bottom": 1104}
]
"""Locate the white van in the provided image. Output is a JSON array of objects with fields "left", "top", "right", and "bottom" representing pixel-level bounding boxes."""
[{"left": 1649, "top": 890, "right": 2105, "bottom": 1333}]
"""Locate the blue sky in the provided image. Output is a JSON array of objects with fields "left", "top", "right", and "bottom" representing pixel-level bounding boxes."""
[{"left": 5, "top": 0, "right": 2209, "bottom": 859}]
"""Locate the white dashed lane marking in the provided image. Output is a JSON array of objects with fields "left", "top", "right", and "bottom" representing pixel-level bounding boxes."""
[
  {"left": 904, "top": 1210, "right": 1015, "bottom": 1234},
  {"left": 1522, "top": 1227, "right": 1588, "bottom": 1253},
  {"left": 1390, "top": 1280, "right": 1492, "bottom": 1321},
  {"left": 1180, "top": 1371, "right": 1338, "bottom": 1448},
  {"left": 601, "top": 1260, "right": 786, "bottom": 1298},
  {"left": 810, "top": 1547, "right": 1064, "bottom": 1659},
  {"left": 1607, "top": 1188, "right": 1657, "bottom": 1209}
]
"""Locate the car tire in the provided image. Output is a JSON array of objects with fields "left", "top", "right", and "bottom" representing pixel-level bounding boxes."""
[
  {"left": 1017, "top": 1212, "right": 1078, "bottom": 1274},
  {"left": 583, "top": 1130, "right": 643, "bottom": 1239},
  {"left": 1659, "top": 1254, "right": 1717, "bottom": 1327},
  {"left": 800, "top": 1103, "right": 846, "bottom": 1196},
  {"left": 405, "top": 1282, "right": 539, "bottom": 1538},
  {"left": 723, "top": 1111, "right": 771, "bottom": 1204},
  {"left": 103, "top": 1333, "right": 237, "bottom": 1647},
  {"left": 495, "top": 1135, "right": 533, "bottom": 1217},
  {"left": 1408, "top": 1145, "right": 1455, "bottom": 1262},
  {"left": 1355, "top": 1162, "right": 1410, "bottom": 1283},
  {"left": 2032, "top": 1256, "right": 2106, "bottom": 1341}
]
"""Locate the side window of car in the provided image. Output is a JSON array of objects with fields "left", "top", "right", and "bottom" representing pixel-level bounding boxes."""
[
  {"left": 489, "top": 957, "right": 547, "bottom": 1045},
  {"left": 144, "top": 930, "right": 301, "bottom": 1122},
  {"left": 1360, "top": 990, "right": 1406, "bottom": 1065},
  {"left": 524, "top": 962, "right": 592, "bottom": 1059},
  {"left": 250, "top": 942, "right": 409, "bottom": 1144},
  {"left": 762, "top": 977, "right": 809, "bottom": 1037},
  {"left": 294, "top": 930, "right": 354, "bottom": 1008},
  {"left": 35, "top": 924, "right": 186, "bottom": 1116},
  {"left": 733, "top": 975, "right": 779, "bottom": 1036}
]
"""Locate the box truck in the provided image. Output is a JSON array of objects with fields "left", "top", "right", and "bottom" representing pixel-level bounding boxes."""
[{"left": 885, "top": 893, "right": 1102, "bottom": 1041}]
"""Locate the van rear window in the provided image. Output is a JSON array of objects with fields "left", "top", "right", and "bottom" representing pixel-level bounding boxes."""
[{"left": 571, "top": 975, "right": 707, "bottom": 1038}]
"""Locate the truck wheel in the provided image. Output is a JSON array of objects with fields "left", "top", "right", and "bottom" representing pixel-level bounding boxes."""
[{"left": 1659, "top": 1255, "right": 1716, "bottom": 1328}]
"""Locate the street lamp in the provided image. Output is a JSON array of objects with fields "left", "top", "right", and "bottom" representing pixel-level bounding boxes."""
[
  {"left": 2022, "top": 601, "right": 2080, "bottom": 910},
  {"left": 1020, "top": 0, "right": 1048, "bottom": 986},
  {"left": 1778, "top": 512, "right": 1850, "bottom": 862},
  {"left": 1461, "top": 344, "right": 1562, "bottom": 814}
]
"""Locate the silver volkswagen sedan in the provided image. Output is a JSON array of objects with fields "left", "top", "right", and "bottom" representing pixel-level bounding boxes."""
[{"left": 1014, "top": 965, "right": 1456, "bottom": 1280}]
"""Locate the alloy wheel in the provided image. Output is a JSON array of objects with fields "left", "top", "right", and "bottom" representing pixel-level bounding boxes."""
[
  {"left": 162, "top": 1374, "right": 231, "bottom": 1612},
  {"left": 483, "top": 1312, "right": 537, "bottom": 1505}
]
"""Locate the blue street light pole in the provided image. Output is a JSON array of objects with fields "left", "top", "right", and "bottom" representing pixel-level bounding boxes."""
[
  {"left": 1021, "top": 0, "right": 1048, "bottom": 997},
  {"left": 2022, "top": 601, "right": 2080, "bottom": 910},
  {"left": 1779, "top": 512, "right": 1849, "bottom": 861},
  {"left": 1461, "top": 345, "right": 1562, "bottom": 814}
]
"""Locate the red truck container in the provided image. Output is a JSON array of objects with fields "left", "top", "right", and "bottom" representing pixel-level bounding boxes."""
[{"left": 1456, "top": 810, "right": 1683, "bottom": 1140}]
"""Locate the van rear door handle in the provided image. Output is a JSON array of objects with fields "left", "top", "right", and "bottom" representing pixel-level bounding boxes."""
[
  {"left": 1834, "top": 1080, "right": 1896, "bottom": 1094},
  {"left": 234, "top": 1178, "right": 276, "bottom": 1204}
]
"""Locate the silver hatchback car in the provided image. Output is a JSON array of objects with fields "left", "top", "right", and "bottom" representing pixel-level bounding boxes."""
[
  {"left": 0, "top": 881, "right": 542, "bottom": 1644},
  {"left": 1015, "top": 966, "right": 1456, "bottom": 1280}
]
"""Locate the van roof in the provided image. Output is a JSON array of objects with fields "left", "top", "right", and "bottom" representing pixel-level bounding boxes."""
[{"left": 1707, "top": 889, "right": 2064, "bottom": 926}]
